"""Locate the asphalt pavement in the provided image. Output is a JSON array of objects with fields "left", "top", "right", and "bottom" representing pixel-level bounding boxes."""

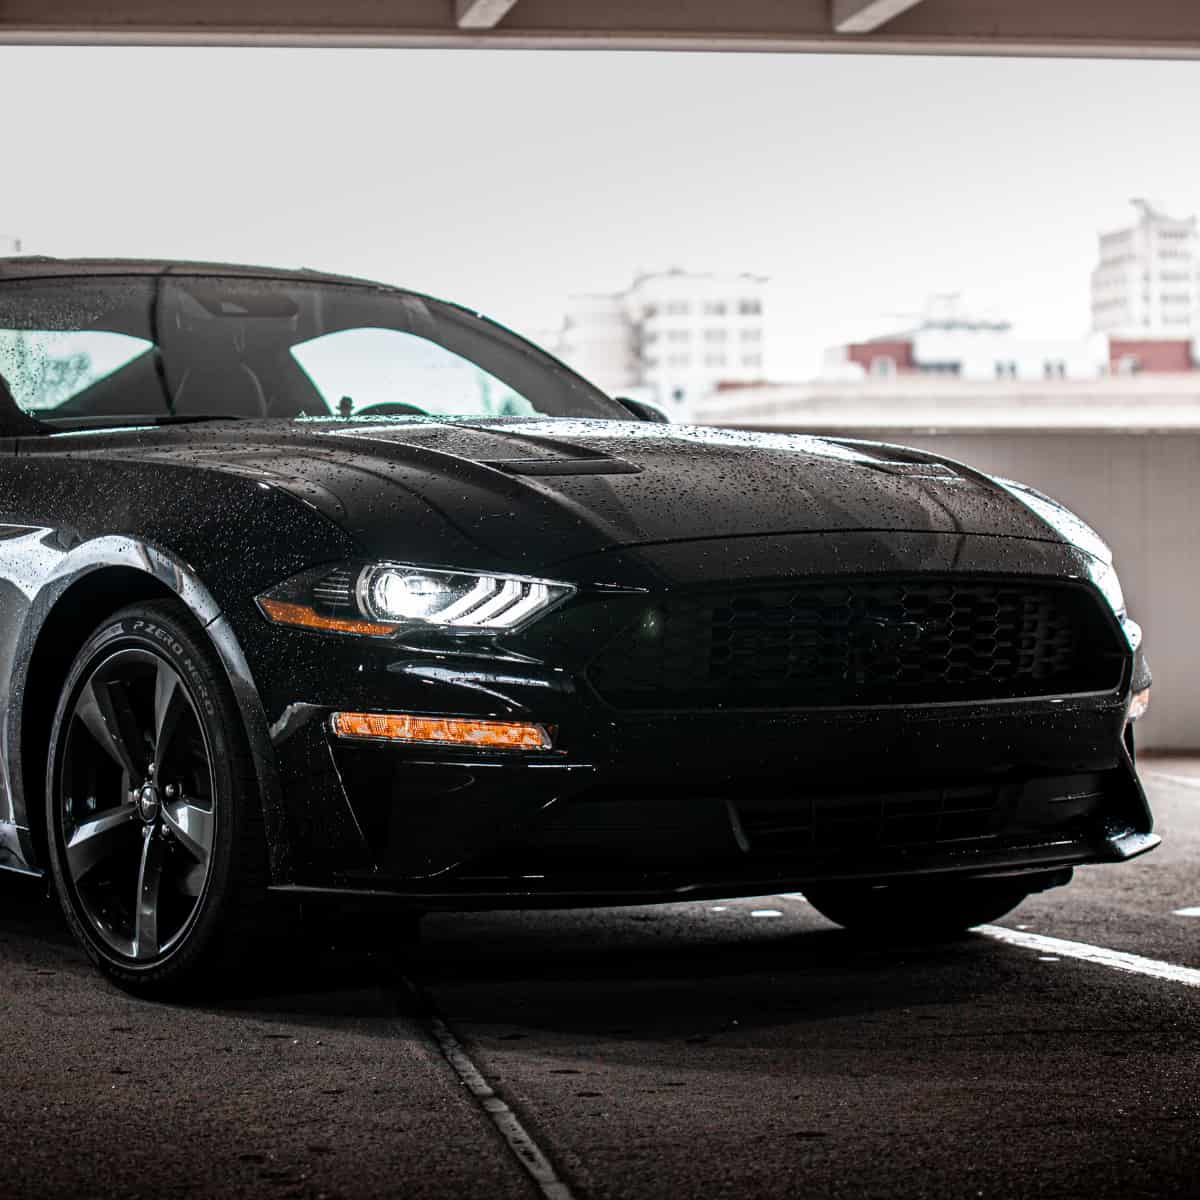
[{"left": 1, "top": 763, "right": 1197, "bottom": 1200}]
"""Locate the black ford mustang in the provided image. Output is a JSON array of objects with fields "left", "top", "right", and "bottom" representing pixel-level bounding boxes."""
[{"left": 0, "top": 258, "right": 1155, "bottom": 994}]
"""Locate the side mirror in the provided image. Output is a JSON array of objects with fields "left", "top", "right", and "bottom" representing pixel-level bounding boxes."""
[
  {"left": 616, "top": 396, "right": 671, "bottom": 423},
  {"left": 0, "top": 370, "right": 48, "bottom": 438}
]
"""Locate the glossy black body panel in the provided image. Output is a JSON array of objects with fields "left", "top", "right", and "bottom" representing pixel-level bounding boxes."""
[{"left": 0, "top": 261, "right": 1155, "bottom": 906}]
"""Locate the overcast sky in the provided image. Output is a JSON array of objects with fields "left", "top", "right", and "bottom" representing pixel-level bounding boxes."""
[{"left": 2, "top": 47, "right": 1199, "bottom": 376}]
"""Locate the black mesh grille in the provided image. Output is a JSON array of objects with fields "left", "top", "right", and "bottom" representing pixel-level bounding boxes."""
[
  {"left": 738, "top": 785, "right": 1006, "bottom": 851},
  {"left": 588, "top": 577, "right": 1124, "bottom": 709}
]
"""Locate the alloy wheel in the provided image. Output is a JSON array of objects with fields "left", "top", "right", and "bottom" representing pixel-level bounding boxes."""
[{"left": 57, "top": 647, "right": 217, "bottom": 963}]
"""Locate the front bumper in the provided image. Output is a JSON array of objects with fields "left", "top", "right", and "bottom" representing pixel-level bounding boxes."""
[
  {"left": 258, "top": 688, "right": 1155, "bottom": 905},
  {"left": 239, "top": 532, "right": 1155, "bottom": 905}
]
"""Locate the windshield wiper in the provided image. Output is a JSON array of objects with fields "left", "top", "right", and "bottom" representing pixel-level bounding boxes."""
[
  {"left": 40, "top": 413, "right": 249, "bottom": 432},
  {"left": 148, "top": 414, "right": 248, "bottom": 425}
]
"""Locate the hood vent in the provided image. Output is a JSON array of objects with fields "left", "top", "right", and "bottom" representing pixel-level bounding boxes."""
[
  {"left": 870, "top": 461, "right": 960, "bottom": 480},
  {"left": 491, "top": 457, "right": 642, "bottom": 477}
]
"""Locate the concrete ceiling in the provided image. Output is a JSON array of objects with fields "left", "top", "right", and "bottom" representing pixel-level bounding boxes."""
[{"left": 1, "top": 0, "right": 1199, "bottom": 57}]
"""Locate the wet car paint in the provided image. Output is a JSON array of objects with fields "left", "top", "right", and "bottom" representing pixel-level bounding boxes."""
[
  {"left": 32, "top": 417, "right": 1089, "bottom": 575},
  {"left": 0, "top": 261, "right": 1155, "bottom": 905}
]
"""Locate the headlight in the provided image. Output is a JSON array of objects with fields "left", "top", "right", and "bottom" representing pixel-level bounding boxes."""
[
  {"left": 1128, "top": 687, "right": 1151, "bottom": 722},
  {"left": 258, "top": 563, "right": 574, "bottom": 637}
]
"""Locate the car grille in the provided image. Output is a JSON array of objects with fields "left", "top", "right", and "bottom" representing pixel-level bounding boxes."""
[{"left": 587, "top": 577, "right": 1124, "bottom": 709}]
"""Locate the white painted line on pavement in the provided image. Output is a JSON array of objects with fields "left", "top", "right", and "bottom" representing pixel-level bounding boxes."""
[
  {"left": 399, "top": 978, "right": 576, "bottom": 1200},
  {"left": 980, "top": 925, "right": 1200, "bottom": 990},
  {"left": 769, "top": 893, "right": 1200, "bottom": 989},
  {"left": 750, "top": 909, "right": 783, "bottom": 918},
  {"left": 1173, "top": 907, "right": 1200, "bottom": 917}
]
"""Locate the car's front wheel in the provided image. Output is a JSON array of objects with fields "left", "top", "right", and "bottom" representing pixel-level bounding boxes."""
[
  {"left": 45, "top": 601, "right": 268, "bottom": 996},
  {"left": 802, "top": 878, "right": 1034, "bottom": 939}
]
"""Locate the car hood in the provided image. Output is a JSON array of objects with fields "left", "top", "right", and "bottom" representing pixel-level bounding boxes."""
[{"left": 50, "top": 417, "right": 1075, "bottom": 575}]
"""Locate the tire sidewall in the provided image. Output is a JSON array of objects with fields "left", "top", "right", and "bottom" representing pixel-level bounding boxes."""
[{"left": 46, "top": 604, "right": 248, "bottom": 988}]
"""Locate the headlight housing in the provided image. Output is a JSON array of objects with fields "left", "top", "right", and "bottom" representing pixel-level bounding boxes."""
[
  {"left": 258, "top": 563, "right": 575, "bottom": 637},
  {"left": 1092, "top": 561, "right": 1141, "bottom": 648},
  {"left": 995, "top": 477, "right": 1138, "bottom": 642},
  {"left": 1093, "top": 561, "right": 1125, "bottom": 618},
  {"left": 994, "top": 478, "right": 1113, "bottom": 563}
]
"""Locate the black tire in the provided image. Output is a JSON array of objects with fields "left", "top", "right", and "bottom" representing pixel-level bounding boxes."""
[
  {"left": 802, "top": 878, "right": 1033, "bottom": 940},
  {"left": 45, "top": 600, "right": 269, "bottom": 997}
]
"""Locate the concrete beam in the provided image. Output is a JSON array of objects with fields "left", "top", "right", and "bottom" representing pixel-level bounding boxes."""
[
  {"left": 832, "top": 0, "right": 925, "bottom": 35},
  {"left": 454, "top": 0, "right": 519, "bottom": 30},
  {"left": 2, "top": 1, "right": 1200, "bottom": 58}
]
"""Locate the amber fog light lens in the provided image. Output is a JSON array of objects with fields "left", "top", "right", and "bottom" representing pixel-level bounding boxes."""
[
  {"left": 331, "top": 711, "right": 553, "bottom": 750},
  {"left": 1128, "top": 687, "right": 1151, "bottom": 722}
]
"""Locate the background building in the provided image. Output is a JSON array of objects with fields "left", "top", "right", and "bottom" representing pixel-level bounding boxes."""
[
  {"left": 1090, "top": 198, "right": 1200, "bottom": 337},
  {"left": 823, "top": 292, "right": 1198, "bottom": 382},
  {"left": 554, "top": 292, "right": 637, "bottom": 395},
  {"left": 557, "top": 270, "right": 768, "bottom": 416},
  {"left": 0, "top": 233, "right": 22, "bottom": 255}
]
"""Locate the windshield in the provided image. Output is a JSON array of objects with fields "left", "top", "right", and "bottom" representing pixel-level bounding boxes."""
[{"left": 0, "top": 273, "right": 627, "bottom": 426}]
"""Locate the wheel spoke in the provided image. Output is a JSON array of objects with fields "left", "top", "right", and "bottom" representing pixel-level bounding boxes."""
[
  {"left": 60, "top": 646, "right": 220, "bottom": 964},
  {"left": 178, "top": 861, "right": 208, "bottom": 898},
  {"left": 153, "top": 660, "right": 189, "bottom": 773},
  {"left": 65, "top": 803, "right": 140, "bottom": 882},
  {"left": 133, "top": 826, "right": 164, "bottom": 961},
  {"left": 161, "top": 796, "right": 214, "bottom": 865},
  {"left": 75, "top": 678, "right": 145, "bottom": 781}
]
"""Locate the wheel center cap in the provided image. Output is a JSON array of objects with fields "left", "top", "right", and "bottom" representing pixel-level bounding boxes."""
[{"left": 137, "top": 783, "right": 160, "bottom": 824}]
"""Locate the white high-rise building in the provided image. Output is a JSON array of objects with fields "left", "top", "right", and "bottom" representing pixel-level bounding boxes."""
[
  {"left": 557, "top": 270, "right": 768, "bottom": 416},
  {"left": 0, "top": 233, "right": 22, "bottom": 255},
  {"left": 1091, "top": 199, "right": 1200, "bottom": 336}
]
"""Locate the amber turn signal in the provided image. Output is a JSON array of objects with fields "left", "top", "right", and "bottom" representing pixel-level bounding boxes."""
[
  {"left": 1128, "top": 687, "right": 1151, "bottom": 722},
  {"left": 258, "top": 597, "right": 395, "bottom": 637},
  {"left": 330, "top": 711, "right": 553, "bottom": 750}
]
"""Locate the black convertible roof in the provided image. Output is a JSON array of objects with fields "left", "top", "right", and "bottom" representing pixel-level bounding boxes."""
[{"left": 0, "top": 256, "right": 391, "bottom": 289}]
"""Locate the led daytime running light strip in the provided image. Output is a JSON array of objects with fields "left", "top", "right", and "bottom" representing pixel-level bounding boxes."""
[{"left": 358, "top": 566, "right": 561, "bottom": 629}]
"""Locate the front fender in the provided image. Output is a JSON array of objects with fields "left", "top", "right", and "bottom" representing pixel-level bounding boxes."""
[{"left": 1, "top": 535, "right": 286, "bottom": 878}]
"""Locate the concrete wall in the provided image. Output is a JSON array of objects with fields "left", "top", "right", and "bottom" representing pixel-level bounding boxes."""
[
  {"left": 693, "top": 374, "right": 1200, "bottom": 430},
  {"left": 848, "top": 429, "right": 1197, "bottom": 750}
]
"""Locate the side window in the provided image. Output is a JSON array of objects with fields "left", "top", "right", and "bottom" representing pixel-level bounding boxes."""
[
  {"left": 290, "top": 327, "right": 535, "bottom": 418},
  {"left": 0, "top": 330, "right": 154, "bottom": 411}
]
